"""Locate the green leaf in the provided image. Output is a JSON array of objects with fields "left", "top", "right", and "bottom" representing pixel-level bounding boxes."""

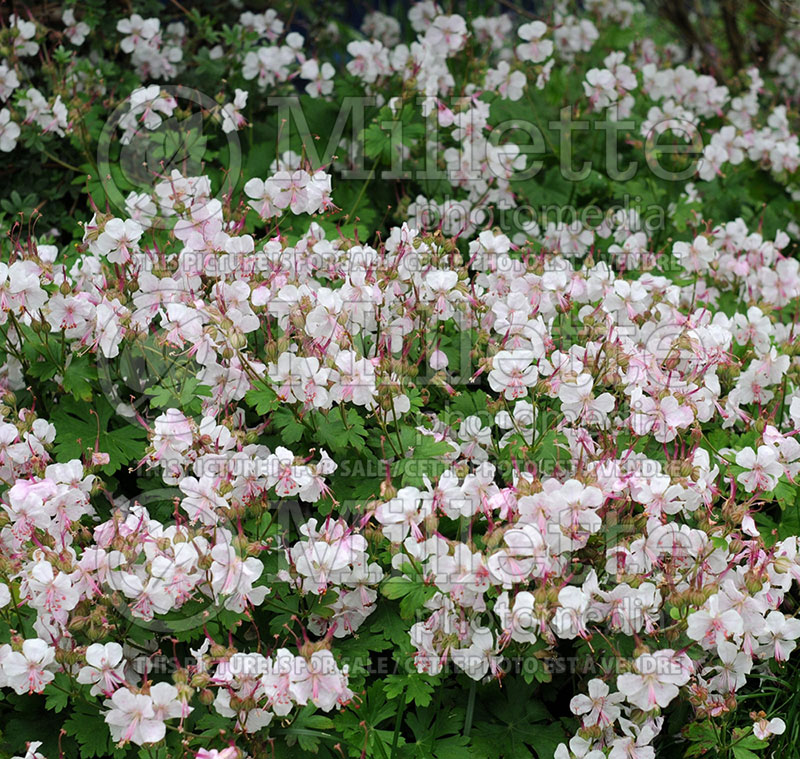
[
  {"left": 194, "top": 711, "right": 231, "bottom": 737},
  {"left": 63, "top": 353, "right": 98, "bottom": 401},
  {"left": 63, "top": 702, "right": 125, "bottom": 758},
  {"left": 52, "top": 396, "right": 147, "bottom": 474},
  {"left": 733, "top": 734, "right": 767, "bottom": 750},
  {"left": 315, "top": 408, "right": 368, "bottom": 452},
  {"left": 280, "top": 704, "right": 335, "bottom": 752},
  {"left": 711, "top": 536, "right": 728, "bottom": 551},
  {"left": 434, "top": 735, "right": 473, "bottom": 759},
  {"left": 245, "top": 385, "right": 280, "bottom": 415},
  {"left": 770, "top": 479, "right": 797, "bottom": 510},
  {"left": 363, "top": 118, "right": 392, "bottom": 162},
  {"left": 370, "top": 602, "right": 411, "bottom": 646},
  {"left": 43, "top": 673, "right": 71, "bottom": 713},
  {"left": 381, "top": 576, "right": 437, "bottom": 618},
  {"left": 532, "top": 429, "right": 568, "bottom": 467},
  {"left": 271, "top": 407, "right": 306, "bottom": 444},
  {"left": 683, "top": 720, "right": 717, "bottom": 756},
  {"left": 470, "top": 679, "right": 566, "bottom": 759},
  {"left": 383, "top": 673, "right": 436, "bottom": 708},
  {"left": 381, "top": 576, "right": 416, "bottom": 600},
  {"left": 143, "top": 384, "right": 174, "bottom": 408}
]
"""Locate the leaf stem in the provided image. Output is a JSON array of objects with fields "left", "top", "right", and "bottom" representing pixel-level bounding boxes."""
[
  {"left": 463, "top": 680, "right": 477, "bottom": 738},
  {"left": 389, "top": 689, "right": 407, "bottom": 759}
]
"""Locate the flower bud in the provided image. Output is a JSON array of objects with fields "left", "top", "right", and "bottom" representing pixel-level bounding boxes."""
[{"left": 198, "top": 688, "right": 214, "bottom": 705}]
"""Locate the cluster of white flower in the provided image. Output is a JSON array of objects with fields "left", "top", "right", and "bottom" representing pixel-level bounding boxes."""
[
  {"left": 117, "top": 14, "right": 185, "bottom": 80},
  {"left": 212, "top": 647, "right": 352, "bottom": 732},
  {"left": 244, "top": 169, "right": 334, "bottom": 219},
  {"left": 584, "top": 52, "right": 637, "bottom": 115},
  {"left": 1, "top": 1, "right": 800, "bottom": 756}
]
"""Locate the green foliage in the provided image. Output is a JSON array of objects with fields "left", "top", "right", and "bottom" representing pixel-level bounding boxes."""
[{"left": 52, "top": 396, "right": 147, "bottom": 474}]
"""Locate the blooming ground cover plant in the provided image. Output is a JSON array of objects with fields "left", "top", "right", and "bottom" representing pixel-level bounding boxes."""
[{"left": 1, "top": 0, "right": 800, "bottom": 757}]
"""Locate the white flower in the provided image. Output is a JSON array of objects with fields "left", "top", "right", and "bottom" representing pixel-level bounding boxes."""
[
  {"left": 375, "top": 487, "right": 432, "bottom": 543},
  {"left": 558, "top": 373, "right": 615, "bottom": 426},
  {"left": 735, "top": 446, "right": 783, "bottom": 493},
  {"left": 3, "top": 639, "right": 55, "bottom": 694},
  {"left": 289, "top": 650, "right": 352, "bottom": 711},
  {"left": 0, "top": 109, "right": 20, "bottom": 152},
  {"left": 11, "top": 741, "right": 46, "bottom": 759},
  {"left": 300, "top": 59, "right": 335, "bottom": 98},
  {"left": 686, "top": 594, "right": 743, "bottom": 648},
  {"left": 221, "top": 89, "right": 248, "bottom": 133},
  {"left": 77, "top": 642, "right": 126, "bottom": 696},
  {"left": 103, "top": 688, "right": 163, "bottom": 745},
  {"left": 488, "top": 350, "right": 538, "bottom": 400},
  {"left": 63, "top": 9, "right": 90, "bottom": 45},
  {"left": 95, "top": 218, "right": 143, "bottom": 264},
  {"left": 426, "top": 15, "right": 468, "bottom": 53},
  {"left": 758, "top": 611, "right": 800, "bottom": 662},
  {"left": 706, "top": 641, "right": 751, "bottom": 693},
  {"left": 616, "top": 650, "right": 691, "bottom": 711},
  {"left": 516, "top": 21, "right": 553, "bottom": 63},
  {"left": 753, "top": 716, "right": 786, "bottom": 740},
  {"left": 117, "top": 14, "right": 160, "bottom": 54},
  {"left": 452, "top": 628, "right": 500, "bottom": 680},
  {"left": 569, "top": 679, "right": 625, "bottom": 727}
]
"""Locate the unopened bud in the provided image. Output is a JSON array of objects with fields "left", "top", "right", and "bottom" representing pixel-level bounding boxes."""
[{"left": 199, "top": 688, "right": 214, "bottom": 705}]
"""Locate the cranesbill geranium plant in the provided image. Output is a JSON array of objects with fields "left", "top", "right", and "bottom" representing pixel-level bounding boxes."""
[{"left": 1, "top": 2, "right": 800, "bottom": 759}]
